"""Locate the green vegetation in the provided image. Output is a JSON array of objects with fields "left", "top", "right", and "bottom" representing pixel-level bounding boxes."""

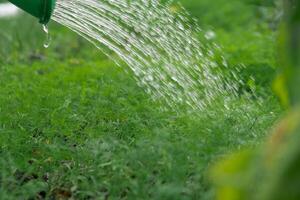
[
  {"left": 211, "top": 1, "right": 300, "bottom": 200},
  {"left": 0, "top": 0, "right": 283, "bottom": 199}
]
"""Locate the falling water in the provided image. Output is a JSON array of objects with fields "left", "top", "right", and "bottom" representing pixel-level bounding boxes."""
[
  {"left": 52, "top": 0, "right": 243, "bottom": 111},
  {"left": 42, "top": 24, "right": 52, "bottom": 48}
]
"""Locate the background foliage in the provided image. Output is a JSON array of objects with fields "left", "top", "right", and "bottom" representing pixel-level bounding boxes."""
[{"left": 211, "top": 1, "right": 300, "bottom": 200}]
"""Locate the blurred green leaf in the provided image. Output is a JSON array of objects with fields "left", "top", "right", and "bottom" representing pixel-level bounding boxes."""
[{"left": 211, "top": 1, "right": 300, "bottom": 200}]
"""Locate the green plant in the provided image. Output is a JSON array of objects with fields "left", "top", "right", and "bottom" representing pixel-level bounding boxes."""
[
  {"left": 211, "top": 1, "right": 300, "bottom": 200},
  {"left": 0, "top": 0, "right": 282, "bottom": 199}
]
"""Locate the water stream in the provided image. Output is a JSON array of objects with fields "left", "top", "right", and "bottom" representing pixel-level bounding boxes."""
[
  {"left": 42, "top": 24, "right": 52, "bottom": 48},
  {"left": 52, "top": 0, "right": 244, "bottom": 112}
]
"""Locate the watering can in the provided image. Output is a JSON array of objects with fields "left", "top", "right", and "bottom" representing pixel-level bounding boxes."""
[{"left": 8, "top": 0, "right": 56, "bottom": 24}]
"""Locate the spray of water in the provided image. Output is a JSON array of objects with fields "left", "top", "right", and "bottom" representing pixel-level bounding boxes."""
[{"left": 52, "top": 0, "right": 244, "bottom": 112}]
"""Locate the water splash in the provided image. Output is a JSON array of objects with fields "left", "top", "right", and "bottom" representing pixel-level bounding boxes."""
[
  {"left": 42, "top": 24, "right": 51, "bottom": 48},
  {"left": 52, "top": 0, "right": 244, "bottom": 112}
]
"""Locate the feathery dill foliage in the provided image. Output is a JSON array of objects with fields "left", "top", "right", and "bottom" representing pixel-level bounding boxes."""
[{"left": 0, "top": 0, "right": 281, "bottom": 199}]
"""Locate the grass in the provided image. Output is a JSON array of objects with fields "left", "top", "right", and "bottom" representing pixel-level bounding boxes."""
[{"left": 0, "top": 0, "right": 282, "bottom": 199}]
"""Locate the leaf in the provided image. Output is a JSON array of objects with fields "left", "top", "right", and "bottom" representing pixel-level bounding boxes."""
[
  {"left": 210, "top": 149, "right": 257, "bottom": 200},
  {"left": 272, "top": 74, "right": 289, "bottom": 108}
]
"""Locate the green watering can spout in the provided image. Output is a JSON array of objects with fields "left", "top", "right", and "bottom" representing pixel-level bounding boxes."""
[{"left": 8, "top": 0, "right": 56, "bottom": 24}]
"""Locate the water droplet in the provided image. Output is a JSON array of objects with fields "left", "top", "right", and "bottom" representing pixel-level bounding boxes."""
[
  {"left": 42, "top": 24, "right": 51, "bottom": 48},
  {"left": 204, "top": 30, "right": 216, "bottom": 40}
]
